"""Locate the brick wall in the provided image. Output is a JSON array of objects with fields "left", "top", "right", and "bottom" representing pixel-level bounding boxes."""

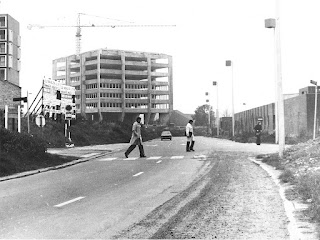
[{"left": 0, "top": 80, "right": 21, "bottom": 109}]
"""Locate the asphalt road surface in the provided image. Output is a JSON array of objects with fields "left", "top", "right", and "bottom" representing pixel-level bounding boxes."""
[{"left": 0, "top": 136, "right": 298, "bottom": 239}]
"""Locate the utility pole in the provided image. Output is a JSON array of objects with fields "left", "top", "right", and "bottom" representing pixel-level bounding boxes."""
[{"left": 311, "top": 80, "right": 318, "bottom": 140}]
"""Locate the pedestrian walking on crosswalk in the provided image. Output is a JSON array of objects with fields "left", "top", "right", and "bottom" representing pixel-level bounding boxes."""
[
  {"left": 125, "top": 117, "right": 146, "bottom": 158},
  {"left": 185, "top": 119, "right": 195, "bottom": 152}
]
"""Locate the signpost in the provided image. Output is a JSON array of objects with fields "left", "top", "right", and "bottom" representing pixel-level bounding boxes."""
[{"left": 35, "top": 115, "right": 45, "bottom": 127}]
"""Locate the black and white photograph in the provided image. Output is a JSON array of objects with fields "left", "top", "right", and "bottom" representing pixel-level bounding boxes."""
[{"left": 1, "top": 0, "right": 320, "bottom": 239}]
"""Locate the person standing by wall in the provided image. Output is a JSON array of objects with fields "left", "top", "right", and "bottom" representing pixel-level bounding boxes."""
[
  {"left": 254, "top": 121, "right": 262, "bottom": 145},
  {"left": 125, "top": 117, "right": 146, "bottom": 158},
  {"left": 186, "top": 119, "right": 195, "bottom": 152}
]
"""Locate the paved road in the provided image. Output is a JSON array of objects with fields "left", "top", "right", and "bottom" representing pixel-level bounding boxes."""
[{"left": 1, "top": 136, "right": 310, "bottom": 239}]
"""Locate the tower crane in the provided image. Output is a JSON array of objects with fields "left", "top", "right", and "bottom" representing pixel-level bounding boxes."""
[{"left": 28, "top": 13, "right": 176, "bottom": 55}]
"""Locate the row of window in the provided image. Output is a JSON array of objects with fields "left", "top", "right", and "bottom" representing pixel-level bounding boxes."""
[
  {"left": 86, "top": 93, "right": 98, "bottom": 99},
  {"left": 126, "top": 103, "right": 148, "bottom": 109},
  {"left": 101, "top": 102, "right": 122, "bottom": 108},
  {"left": 101, "top": 93, "right": 121, "bottom": 98},
  {"left": 85, "top": 83, "right": 168, "bottom": 91},
  {"left": 100, "top": 83, "right": 121, "bottom": 89},
  {"left": 71, "top": 77, "right": 80, "bottom": 82},
  {"left": 84, "top": 93, "right": 168, "bottom": 100},
  {"left": 125, "top": 84, "right": 148, "bottom": 89},
  {"left": 85, "top": 102, "right": 168, "bottom": 109}
]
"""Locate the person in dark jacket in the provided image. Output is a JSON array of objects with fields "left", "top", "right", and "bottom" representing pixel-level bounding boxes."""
[{"left": 254, "top": 121, "right": 262, "bottom": 145}]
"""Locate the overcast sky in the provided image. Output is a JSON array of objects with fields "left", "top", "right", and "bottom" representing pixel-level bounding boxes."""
[{"left": 2, "top": 0, "right": 320, "bottom": 115}]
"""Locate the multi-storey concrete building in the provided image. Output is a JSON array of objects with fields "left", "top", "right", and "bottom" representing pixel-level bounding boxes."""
[
  {"left": 0, "top": 14, "right": 21, "bottom": 131},
  {"left": 52, "top": 48, "right": 173, "bottom": 124}
]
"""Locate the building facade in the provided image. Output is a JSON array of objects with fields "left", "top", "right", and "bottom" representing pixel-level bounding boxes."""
[
  {"left": 0, "top": 14, "right": 21, "bottom": 131},
  {"left": 52, "top": 48, "right": 173, "bottom": 124},
  {"left": 234, "top": 86, "right": 320, "bottom": 138}
]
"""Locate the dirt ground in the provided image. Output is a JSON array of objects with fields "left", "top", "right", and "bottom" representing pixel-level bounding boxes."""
[{"left": 113, "top": 151, "right": 297, "bottom": 239}]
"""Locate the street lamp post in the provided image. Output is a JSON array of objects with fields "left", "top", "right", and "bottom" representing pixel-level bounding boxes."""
[
  {"left": 311, "top": 80, "right": 318, "bottom": 140},
  {"left": 205, "top": 92, "right": 211, "bottom": 135},
  {"left": 265, "top": 0, "right": 285, "bottom": 158},
  {"left": 226, "top": 60, "right": 235, "bottom": 138},
  {"left": 213, "top": 81, "right": 219, "bottom": 136}
]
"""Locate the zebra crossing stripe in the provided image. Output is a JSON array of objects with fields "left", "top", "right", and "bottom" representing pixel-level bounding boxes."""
[
  {"left": 171, "top": 156, "right": 184, "bottom": 159},
  {"left": 147, "top": 156, "right": 162, "bottom": 160},
  {"left": 98, "top": 157, "right": 117, "bottom": 161},
  {"left": 82, "top": 153, "right": 100, "bottom": 158},
  {"left": 124, "top": 157, "right": 138, "bottom": 161}
]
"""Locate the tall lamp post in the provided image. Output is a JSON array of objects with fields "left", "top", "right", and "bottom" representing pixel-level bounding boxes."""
[
  {"left": 226, "top": 60, "right": 235, "bottom": 138},
  {"left": 265, "top": 0, "right": 285, "bottom": 158},
  {"left": 310, "top": 80, "right": 318, "bottom": 140},
  {"left": 213, "top": 81, "right": 219, "bottom": 136},
  {"left": 205, "top": 92, "right": 211, "bottom": 135}
]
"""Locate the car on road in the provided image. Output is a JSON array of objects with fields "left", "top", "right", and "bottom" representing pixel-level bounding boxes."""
[{"left": 161, "top": 130, "right": 172, "bottom": 141}]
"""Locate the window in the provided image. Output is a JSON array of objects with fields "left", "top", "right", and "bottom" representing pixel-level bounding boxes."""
[
  {"left": 0, "top": 16, "right": 7, "bottom": 28},
  {"left": 0, "top": 29, "right": 6, "bottom": 40},
  {"left": 0, "top": 56, "right": 6, "bottom": 67},
  {"left": 0, "top": 69, "right": 6, "bottom": 80},
  {"left": 0, "top": 42, "right": 6, "bottom": 54}
]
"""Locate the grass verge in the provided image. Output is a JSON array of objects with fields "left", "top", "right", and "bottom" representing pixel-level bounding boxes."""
[{"left": 260, "top": 149, "right": 320, "bottom": 230}]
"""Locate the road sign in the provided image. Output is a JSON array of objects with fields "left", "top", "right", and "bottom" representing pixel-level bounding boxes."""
[
  {"left": 35, "top": 115, "right": 45, "bottom": 127},
  {"left": 13, "top": 97, "right": 27, "bottom": 102}
]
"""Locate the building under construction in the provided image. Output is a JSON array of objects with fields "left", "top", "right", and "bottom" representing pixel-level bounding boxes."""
[{"left": 52, "top": 48, "right": 173, "bottom": 124}]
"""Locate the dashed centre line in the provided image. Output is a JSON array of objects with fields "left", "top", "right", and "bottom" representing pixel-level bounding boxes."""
[
  {"left": 133, "top": 172, "right": 144, "bottom": 177},
  {"left": 54, "top": 197, "right": 85, "bottom": 208}
]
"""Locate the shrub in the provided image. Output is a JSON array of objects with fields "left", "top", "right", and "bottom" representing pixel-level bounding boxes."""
[{"left": 0, "top": 128, "right": 47, "bottom": 158}]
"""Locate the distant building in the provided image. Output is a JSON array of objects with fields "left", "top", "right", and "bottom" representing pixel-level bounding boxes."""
[
  {"left": 234, "top": 86, "right": 320, "bottom": 138},
  {"left": 52, "top": 48, "right": 173, "bottom": 124},
  {"left": 0, "top": 14, "right": 21, "bottom": 131},
  {"left": 168, "top": 110, "right": 193, "bottom": 127}
]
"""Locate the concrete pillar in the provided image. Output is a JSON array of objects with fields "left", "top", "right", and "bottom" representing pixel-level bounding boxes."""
[
  {"left": 121, "top": 51, "right": 126, "bottom": 122},
  {"left": 98, "top": 49, "right": 103, "bottom": 122},
  {"left": 80, "top": 53, "right": 87, "bottom": 119},
  {"left": 146, "top": 55, "right": 152, "bottom": 125}
]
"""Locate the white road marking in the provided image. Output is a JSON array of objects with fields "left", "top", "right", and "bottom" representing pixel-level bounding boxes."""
[
  {"left": 54, "top": 197, "right": 85, "bottom": 208},
  {"left": 81, "top": 153, "right": 99, "bottom": 158},
  {"left": 171, "top": 156, "right": 184, "bottom": 159},
  {"left": 98, "top": 157, "right": 117, "bottom": 161},
  {"left": 124, "top": 157, "right": 138, "bottom": 161},
  {"left": 193, "top": 155, "right": 207, "bottom": 159},
  {"left": 156, "top": 160, "right": 162, "bottom": 164},
  {"left": 146, "top": 144, "right": 158, "bottom": 147},
  {"left": 133, "top": 172, "right": 144, "bottom": 177},
  {"left": 147, "top": 156, "right": 162, "bottom": 160}
]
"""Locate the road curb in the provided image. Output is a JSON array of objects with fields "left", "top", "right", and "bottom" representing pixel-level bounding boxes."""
[
  {"left": 0, "top": 149, "right": 121, "bottom": 182},
  {"left": 249, "top": 156, "right": 318, "bottom": 240}
]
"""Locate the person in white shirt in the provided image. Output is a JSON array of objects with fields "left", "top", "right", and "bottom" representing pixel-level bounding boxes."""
[{"left": 185, "top": 119, "right": 195, "bottom": 152}]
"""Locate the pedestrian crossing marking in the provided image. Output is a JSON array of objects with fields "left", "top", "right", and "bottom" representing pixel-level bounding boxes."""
[
  {"left": 82, "top": 153, "right": 100, "bottom": 158},
  {"left": 171, "top": 156, "right": 184, "bottom": 159},
  {"left": 124, "top": 157, "right": 138, "bottom": 161},
  {"left": 147, "top": 156, "right": 162, "bottom": 160},
  {"left": 98, "top": 157, "right": 117, "bottom": 161},
  {"left": 96, "top": 155, "right": 204, "bottom": 162}
]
